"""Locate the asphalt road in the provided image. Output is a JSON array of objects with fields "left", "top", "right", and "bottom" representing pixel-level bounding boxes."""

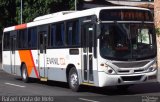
[{"left": 0, "top": 69, "right": 160, "bottom": 102}]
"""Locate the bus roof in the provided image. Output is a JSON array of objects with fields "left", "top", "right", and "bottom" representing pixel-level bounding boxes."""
[{"left": 3, "top": 6, "right": 150, "bottom": 32}]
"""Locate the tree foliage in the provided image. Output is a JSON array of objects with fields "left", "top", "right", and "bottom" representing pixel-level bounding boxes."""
[
  {"left": 0, "top": 0, "right": 79, "bottom": 26},
  {"left": 0, "top": 0, "right": 16, "bottom": 29},
  {"left": 156, "top": 28, "right": 160, "bottom": 37},
  {"left": 15, "top": 0, "right": 76, "bottom": 24}
]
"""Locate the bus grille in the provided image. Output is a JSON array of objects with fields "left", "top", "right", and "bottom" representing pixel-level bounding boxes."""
[
  {"left": 121, "top": 76, "right": 142, "bottom": 81},
  {"left": 113, "top": 61, "right": 149, "bottom": 68}
]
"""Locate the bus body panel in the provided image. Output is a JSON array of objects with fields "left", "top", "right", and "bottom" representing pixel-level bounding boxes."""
[
  {"left": 46, "top": 48, "right": 81, "bottom": 82},
  {"left": 98, "top": 70, "right": 157, "bottom": 87},
  {"left": 3, "top": 51, "right": 11, "bottom": 74}
]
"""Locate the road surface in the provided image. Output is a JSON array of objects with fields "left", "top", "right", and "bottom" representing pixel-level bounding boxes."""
[{"left": 0, "top": 69, "right": 160, "bottom": 102}]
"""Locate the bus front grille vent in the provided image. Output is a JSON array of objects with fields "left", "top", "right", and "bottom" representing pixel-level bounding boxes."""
[
  {"left": 121, "top": 76, "right": 142, "bottom": 81},
  {"left": 113, "top": 61, "right": 149, "bottom": 68}
]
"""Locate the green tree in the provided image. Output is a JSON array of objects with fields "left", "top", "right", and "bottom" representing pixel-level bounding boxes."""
[
  {"left": 0, "top": 0, "right": 16, "bottom": 29},
  {"left": 15, "top": 0, "right": 78, "bottom": 24},
  {"left": 15, "top": 0, "right": 54, "bottom": 24}
]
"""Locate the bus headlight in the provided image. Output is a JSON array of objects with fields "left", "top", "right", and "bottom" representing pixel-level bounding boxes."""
[
  {"left": 146, "top": 62, "right": 157, "bottom": 72},
  {"left": 104, "top": 65, "right": 116, "bottom": 75}
]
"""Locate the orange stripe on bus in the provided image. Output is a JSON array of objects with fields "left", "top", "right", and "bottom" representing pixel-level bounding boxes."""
[
  {"left": 29, "top": 50, "right": 39, "bottom": 78},
  {"left": 15, "top": 24, "right": 27, "bottom": 30},
  {"left": 18, "top": 50, "right": 36, "bottom": 77}
]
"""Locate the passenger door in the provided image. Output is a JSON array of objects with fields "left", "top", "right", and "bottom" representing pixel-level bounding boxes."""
[
  {"left": 38, "top": 26, "right": 48, "bottom": 79},
  {"left": 81, "top": 21, "right": 96, "bottom": 83},
  {"left": 10, "top": 31, "right": 17, "bottom": 74}
]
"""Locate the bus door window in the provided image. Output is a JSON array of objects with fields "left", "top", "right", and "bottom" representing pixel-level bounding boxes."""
[
  {"left": 12, "top": 36, "right": 16, "bottom": 54},
  {"left": 10, "top": 31, "right": 17, "bottom": 54},
  {"left": 4, "top": 32, "right": 10, "bottom": 50},
  {"left": 40, "top": 33, "right": 43, "bottom": 53},
  {"left": 39, "top": 32, "right": 47, "bottom": 53}
]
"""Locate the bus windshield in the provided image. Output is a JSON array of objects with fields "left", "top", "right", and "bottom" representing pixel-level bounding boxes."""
[{"left": 100, "top": 23, "right": 157, "bottom": 61}]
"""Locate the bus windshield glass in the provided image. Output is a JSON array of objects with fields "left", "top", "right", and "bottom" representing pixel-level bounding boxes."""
[{"left": 100, "top": 23, "right": 156, "bottom": 60}]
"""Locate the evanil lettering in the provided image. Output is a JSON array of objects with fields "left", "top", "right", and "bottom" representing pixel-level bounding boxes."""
[{"left": 46, "top": 58, "right": 65, "bottom": 65}]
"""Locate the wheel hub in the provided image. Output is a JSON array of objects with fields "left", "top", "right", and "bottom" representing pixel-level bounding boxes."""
[
  {"left": 70, "top": 73, "right": 78, "bottom": 87},
  {"left": 22, "top": 69, "right": 27, "bottom": 80}
]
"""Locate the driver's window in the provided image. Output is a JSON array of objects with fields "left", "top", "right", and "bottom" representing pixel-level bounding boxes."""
[{"left": 138, "top": 29, "right": 150, "bottom": 44}]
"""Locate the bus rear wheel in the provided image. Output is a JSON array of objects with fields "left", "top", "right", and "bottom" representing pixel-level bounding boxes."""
[
  {"left": 68, "top": 67, "right": 80, "bottom": 92},
  {"left": 21, "top": 64, "right": 30, "bottom": 83}
]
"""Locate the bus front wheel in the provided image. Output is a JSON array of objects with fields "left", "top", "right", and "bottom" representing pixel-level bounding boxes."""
[
  {"left": 21, "top": 64, "right": 30, "bottom": 83},
  {"left": 68, "top": 67, "right": 80, "bottom": 92}
]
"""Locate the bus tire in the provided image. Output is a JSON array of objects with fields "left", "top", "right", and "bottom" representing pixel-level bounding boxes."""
[
  {"left": 21, "top": 64, "right": 30, "bottom": 83},
  {"left": 68, "top": 67, "right": 80, "bottom": 92}
]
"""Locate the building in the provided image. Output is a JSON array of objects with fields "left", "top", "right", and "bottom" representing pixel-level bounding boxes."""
[
  {"left": 154, "top": 0, "right": 160, "bottom": 28},
  {"left": 154, "top": 0, "right": 160, "bottom": 79},
  {"left": 82, "top": 0, "right": 154, "bottom": 9}
]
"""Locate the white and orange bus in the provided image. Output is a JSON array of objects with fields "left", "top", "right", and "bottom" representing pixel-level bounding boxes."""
[{"left": 2, "top": 6, "right": 157, "bottom": 91}]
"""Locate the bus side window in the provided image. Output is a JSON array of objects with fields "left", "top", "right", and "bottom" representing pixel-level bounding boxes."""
[
  {"left": 4, "top": 32, "right": 10, "bottom": 50},
  {"left": 55, "top": 23, "right": 65, "bottom": 47},
  {"left": 28, "top": 29, "right": 32, "bottom": 48},
  {"left": 66, "top": 22, "right": 72, "bottom": 46},
  {"left": 28, "top": 27, "right": 37, "bottom": 49},
  {"left": 75, "top": 21, "right": 80, "bottom": 46},
  {"left": 31, "top": 28, "right": 37, "bottom": 48},
  {"left": 18, "top": 29, "right": 27, "bottom": 49},
  {"left": 51, "top": 24, "right": 56, "bottom": 47},
  {"left": 66, "top": 20, "right": 80, "bottom": 47}
]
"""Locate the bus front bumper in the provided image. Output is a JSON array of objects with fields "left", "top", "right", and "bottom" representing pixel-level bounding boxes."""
[{"left": 98, "top": 70, "right": 157, "bottom": 87}]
